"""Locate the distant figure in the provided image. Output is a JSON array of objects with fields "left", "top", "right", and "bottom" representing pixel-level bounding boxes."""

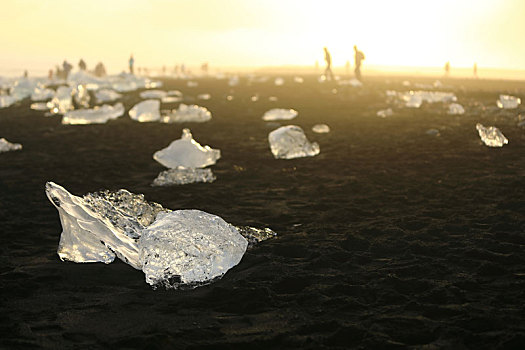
[
  {"left": 354, "top": 45, "right": 365, "bottom": 81},
  {"left": 473, "top": 63, "right": 478, "bottom": 78},
  {"left": 48, "top": 69, "right": 53, "bottom": 80},
  {"left": 181, "top": 64, "right": 186, "bottom": 75},
  {"left": 23, "top": 70, "right": 28, "bottom": 78},
  {"left": 129, "top": 54, "right": 135, "bottom": 74},
  {"left": 444, "top": 61, "right": 450, "bottom": 77},
  {"left": 162, "top": 65, "right": 167, "bottom": 75},
  {"left": 201, "top": 62, "right": 209, "bottom": 75},
  {"left": 323, "top": 47, "right": 334, "bottom": 81},
  {"left": 94, "top": 62, "right": 107, "bottom": 77},
  {"left": 78, "top": 59, "right": 87, "bottom": 71},
  {"left": 62, "top": 60, "right": 73, "bottom": 79}
]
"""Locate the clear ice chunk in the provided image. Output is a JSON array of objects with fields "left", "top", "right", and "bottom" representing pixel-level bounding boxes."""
[
  {"left": 62, "top": 103, "right": 125, "bottom": 125},
  {"left": 139, "top": 90, "right": 168, "bottom": 99},
  {"left": 398, "top": 90, "right": 457, "bottom": 108},
  {"left": 129, "top": 99, "right": 160, "bottom": 122},
  {"left": 0, "top": 95, "right": 17, "bottom": 109},
  {"left": 187, "top": 81, "right": 198, "bottom": 87},
  {"left": 160, "top": 104, "right": 212, "bottom": 123},
  {"left": 377, "top": 108, "right": 394, "bottom": 118},
  {"left": 95, "top": 89, "right": 122, "bottom": 103},
  {"left": 153, "top": 129, "right": 220, "bottom": 168},
  {"left": 0, "top": 138, "right": 22, "bottom": 153},
  {"left": 73, "top": 84, "right": 90, "bottom": 108},
  {"left": 294, "top": 76, "right": 304, "bottom": 83},
  {"left": 268, "top": 125, "right": 320, "bottom": 159},
  {"left": 30, "top": 102, "right": 49, "bottom": 111},
  {"left": 47, "top": 86, "right": 74, "bottom": 114},
  {"left": 197, "top": 93, "right": 211, "bottom": 100},
  {"left": 262, "top": 108, "right": 298, "bottom": 121},
  {"left": 152, "top": 167, "right": 216, "bottom": 186},
  {"left": 312, "top": 124, "right": 330, "bottom": 133},
  {"left": 274, "top": 77, "right": 284, "bottom": 86},
  {"left": 31, "top": 87, "right": 54, "bottom": 101},
  {"left": 476, "top": 123, "right": 508, "bottom": 147},
  {"left": 448, "top": 103, "right": 465, "bottom": 115},
  {"left": 497, "top": 95, "right": 521, "bottom": 109}
]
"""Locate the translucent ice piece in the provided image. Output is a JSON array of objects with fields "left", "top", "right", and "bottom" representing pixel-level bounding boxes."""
[
  {"left": 312, "top": 124, "right": 330, "bottom": 133},
  {"left": 399, "top": 91, "right": 457, "bottom": 107},
  {"left": 152, "top": 167, "right": 216, "bottom": 186},
  {"left": 47, "top": 86, "right": 74, "bottom": 114},
  {"left": 268, "top": 96, "right": 278, "bottom": 102},
  {"left": 405, "top": 93, "right": 423, "bottom": 108},
  {"left": 73, "top": 84, "right": 90, "bottom": 108},
  {"left": 139, "top": 90, "right": 167, "bottom": 99},
  {"left": 153, "top": 129, "right": 220, "bottom": 168},
  {"left": 62, "top": 103, "right": 125, "bottom": 125},
  {"left": 338, "top": 78, "right": 362, "bottom": 87},
  {"left": 377, "top": 108, "right": 393, "bottom": 118},
  {"left": 160, "top": 104, "right": 211, "bottom": 123},
  {"left": 129, "top": 99, "right": 160, "bottom": 122},
  {"left": 448, "top": 103, "right": 465, "bottom": 115},
  {"left": 426, "top": 128, "right": 440, "bottom": 136},
  {"left": 476, "top": 123, "right": 508, "bottom": 147},
  {"left": 0, "top": 138, "right": 22, "bottom": 152},
  {"left": 268, "top": 125, "right": 320, "bottom": 159},
  {"left": 294, "top": 76, "right": 304, "bottom": 83},
  {"left": 67, "top": 71, "right": 105, "bottom": 91},
  {"left": 30, "top": 102, "right": 49, "bottom": 111},
  {"left": 31, "top": 87, "right": 54, "bottom": 101},
  {"left": 95, "top": 89, "right": 122, "bottom": 103},
  {"left": 161, "top": 96, "right": 183, "bottom": 103},
  {"left": 10, "top": 78, "right": 39, "bottom": 101},
  {"left": 187, "top": 81, "right": 198, "bottom": 87},
  {"left": 228, "top": 76, "right": 239, "bottom": 86},
  {"left": 274, "top": 77, "right": 284, "bottom": 86},
  {"left": 262, "top": 108, "right": 298, "bottom": 121},
  {"left": 197, "top": 93, "right": 211, "bottom": 100},
  {"left": 497, "top": 95, "right": 521, "bottom": 109},
  {"left": 139, "top": 210, "right": 248, "bottom": 287},
  {"left": 0, "top": 95, "right": 17, "bottom": 109}
]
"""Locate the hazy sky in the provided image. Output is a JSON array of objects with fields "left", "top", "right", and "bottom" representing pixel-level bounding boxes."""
[{"left": 1, "top": 0, "right": 524, "bottom": 75}]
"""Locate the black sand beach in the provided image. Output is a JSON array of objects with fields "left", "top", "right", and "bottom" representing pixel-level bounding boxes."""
[{"left": 1, "top": 75, "right": 524, "bottom": 349}]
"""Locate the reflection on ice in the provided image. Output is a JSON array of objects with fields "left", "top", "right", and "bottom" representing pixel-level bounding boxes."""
[
  {"left": 62, "top": 103, "right": 125, "bottom": 125},
  {"left": 0, "top": 138, "right": 22, "bottom": 153},
  {"left": 476, "top": 123, "right": 508, "bottom": 147},
  {"left": 268, "top": 125, "right": 320, "bottom": 159},
  {"left": 152, "top": 167, "right": 216, "bottom": 186},
  {"left": 129, "top": 99, "right": 160, "bottom": 122},
  {"left": 262, "top": 108, "right": 298, "bottom": 121}
]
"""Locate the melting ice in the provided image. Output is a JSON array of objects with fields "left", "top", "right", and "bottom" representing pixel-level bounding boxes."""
[
  {"left": 268, "top": 125, "right": 320, "bottom": 159},
  {"left": 476, "top": 123, "right": 508, "bottom": 147}
]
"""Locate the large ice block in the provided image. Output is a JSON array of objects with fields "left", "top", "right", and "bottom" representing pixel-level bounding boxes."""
[
  {"left": 0, "top": 95, "right": 17, "bottom": 109},
  {"left": 62, "top": 103, "right": 125, "bottom": 125},
  {"left": 129, "top": 99, "right": 160, "bottom": 122},
  {"left": 73, "top": 84, "right": 90, "bottom": 108},
  {"left": 95, "top": 89, "right": 122, "bottom": 103},
  {"left": 476, "top": 123, "right": 508, "bottom": 147},
  {"left": 139, "top": 90, "right": 168, "bottom": 99},
  {"left": 497, "top": 95, "right": 521, "bottom": 109},
  {"left": 262, "top": 108, "right": 298, "bottom": 121},
  {"left": 0, "top": 138, "right": 22, "bottom": 153},
  {"left": 161, "top": 104, "right": 212, "bottom": 123},
  {"left": 268, "top": 125, "right": 320, "bottom": 159},
  {"left": 153, "top": 129, "right": 220, "bottom": 169},
  {"left": 152, "top": 167, "right": 216, "bottom": 186}
]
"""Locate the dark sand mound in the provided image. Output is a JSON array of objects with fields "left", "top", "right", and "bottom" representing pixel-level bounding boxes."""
[{"left": 1, "top": 75, "right": 524, "bottom": 349}]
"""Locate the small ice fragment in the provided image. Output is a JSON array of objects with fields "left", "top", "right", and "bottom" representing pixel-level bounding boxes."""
[
  {"left": 0, "top": 138, "right": 22, "bottom": 153},
  {"left": 167, "top": 90, "right": 183, "bottom": 97},
  {"left": 269, "top": 96, "right": 278, "bottom": 102},
  {"left": 251, "top": 95, "right": 259, "bottom": 102},
  {"left": 497, "top": 95, "right": 521, "bottom": 109},
  {"left": 405, "top": 94, "right": 423, "bottom": 108},
  {"left": 226, "top": 95, "right": 234, "bottom": 101},
  {"left": 0, "top": 95, "right": 17, "bottom": 108},
  {"left": 268, "top": 125, "right": 320, "bottom": 159},
  {"left": 448, "top": 103, "right": 465, "bottom": 115},
  {"left": 129, "top": 99, "right": 160, "bottom": 122},
  {"left": 145, "top": 80, "right": 163, "bottom": 89},
  {"left": 152, "top": 167, "right": 216, "bottom": 186},
  {"left": 95, "top": 89, "right": 122, "bottom": 103},
  {"left": 31, "top": 87, "right": 54, "bottom": 101},
  {"left": 338, "top": 78, "right": 362, "bottom": 87},
  {"left": 274, "top": 77, "right": 284, "bottom": 86},
  {"left": 153, "top": 128, "right": 220, "bottom": 168},
  {"left": 312, "top": 124, "right": 330, "bottom": 133},
  {"left": 161, "top": 103, "right": 211, "bottom": 123},
  {"left": 262, "top": 108, "right": 298, "bottom": 121},
  {"left": 139, "top": 90, "right": 167, "bottom": 99},
  {"left": 294, "top": 76, "right": 304, "bottom": 83},
  {"left": 377, "top": 108, "right": 393, "bottom": 118},
  {"left": 426, "top": 128, "right": 440, "bottom": 136},
  {"left": 30, "top": 102, "right": 49, "bottom": 111},
  {"left": 62, "top": 103, "right": 125, "bottom": 125},
  {"left": 402, "top": 80, "right": 411, "bottom": 86},
  {"left": 187, "top": 81, "right": 198, "bottom": 87},
  {"left": 197, "top": 93, "right": 211, "bottom": 100},
  {"left": 476, "top": 123, "right": 508, "bottom": 147}
]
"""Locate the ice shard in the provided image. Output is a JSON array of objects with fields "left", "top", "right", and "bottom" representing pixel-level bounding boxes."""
[
  {"left": 45, "top": 182, "right": 276, "bottom": 289},
  {"left": 448, "top": 103, "right": 465, "bottom": 115},
  {"left": 497, "top": 95, "right": 521, "bottom": 109},
  {"left": 153, "top": 129, "right": 220, "bottom": 169},
  {"left": 139, "top": 90, "right": 168, "bottom": 99},
  {"left": 312, "top": 124, "right": 330, "bottom": 133},
  {"left": 161, "top": 104, "right": 212, "bottom": 123},
  {"left": 268, "top": 125, "right": 320, "bottom": 159},
  {"left": 62, "top": 103, "right": 125, "bottom": 125},
  {"left": 152, "top": 167, "right": 216, "bottom": 186},
  {"left": 95, "top": 89, "right": 122, "bottom": 103},
  {"left": 129, "top": 99, "right": 160, "bottom": 122},
  {"left": 0, "top": 138, "right": 22, "bottom": 153},
  {"left": 262, "top": 108, "right": 298, "bottom": 121},
  {"left": 476, "top": 123, "right": 508, "bottom": 147}
]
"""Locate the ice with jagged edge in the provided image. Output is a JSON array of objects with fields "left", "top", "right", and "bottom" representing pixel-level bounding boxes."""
[
  {"left": 62, "top": 103, "right": 125, "bottom": 125},
  {"left": 45, "top": 182, "right": 276, "bottom": 289},
  {"left": 129, "top": 99, "right": 160, "bottom": 122},
  {"left": 0, "top": 138, "right": 22, "bottom": 153},
  {"left": 153, "top": 128, "right": 220, "bottom": 169},
  {"left": 47, "top": 86, "right": 74, "bottom": 114},
  {"left": 161, "top": 104, "right": 212, "bottom": 123},
  {"left": 95, "top": 89, "right": 122, "bottom": 103},
  {"left": 497, "top": 95, "right": 521, "bottom": 109},
  {"left": 476, "top": 123, "right": 508, "bottom": 147},
  {"left": 268, "top": 125, "right": 320, "bottom": 159},
  {"left": 262, "top": 108, "right": 298, "bottom": 121},
  {"left": 448, "top": 103, "right": 465, "bottom": 115},
  {"left": 152, "top": 167, "right": 216, "bottom": 186},
  {"left": 312, "top": 124, "right": 330, "bottom": 133},
  {"left": 139, "top": 90, "right": 168, "bottom": 99}
]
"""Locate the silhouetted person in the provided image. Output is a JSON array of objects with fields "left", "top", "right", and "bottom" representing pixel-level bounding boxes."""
[
  {"left": 323, "top": 47, "right": 334, "bottom": 81},
  {"left": 354, "top": 45, "right": 365, "bottom": 81},
  {"left": 48, "top": 69, "right": 53, "bottom": 80},
  {"left": 201, "top": 62, "right": 209, "bottom": 75},
  {"left": 94, "top": 62, "right": 107, "bottom": 77},
  {"left": 23, "top": 70, "right": 28, "bottom": 78},
  {"left": 78, "top": 59, "right": 87, "bottom": 71},
  {"left": 473, "top": 63, "right": 478, "bottom": 78},
  {"left": 444, "top": 61, "right": 450, "bottom": 77},
  {"left": 62, "top": 60, "right": 73, "bottom": 79},
  {"left": 129, "top": 54, "right": 135, "bottom": 74}
]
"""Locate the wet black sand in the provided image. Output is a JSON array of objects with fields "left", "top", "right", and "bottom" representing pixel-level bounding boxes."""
[{"left": 1, "top": 75, "right": 525, "bottom": 349}]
